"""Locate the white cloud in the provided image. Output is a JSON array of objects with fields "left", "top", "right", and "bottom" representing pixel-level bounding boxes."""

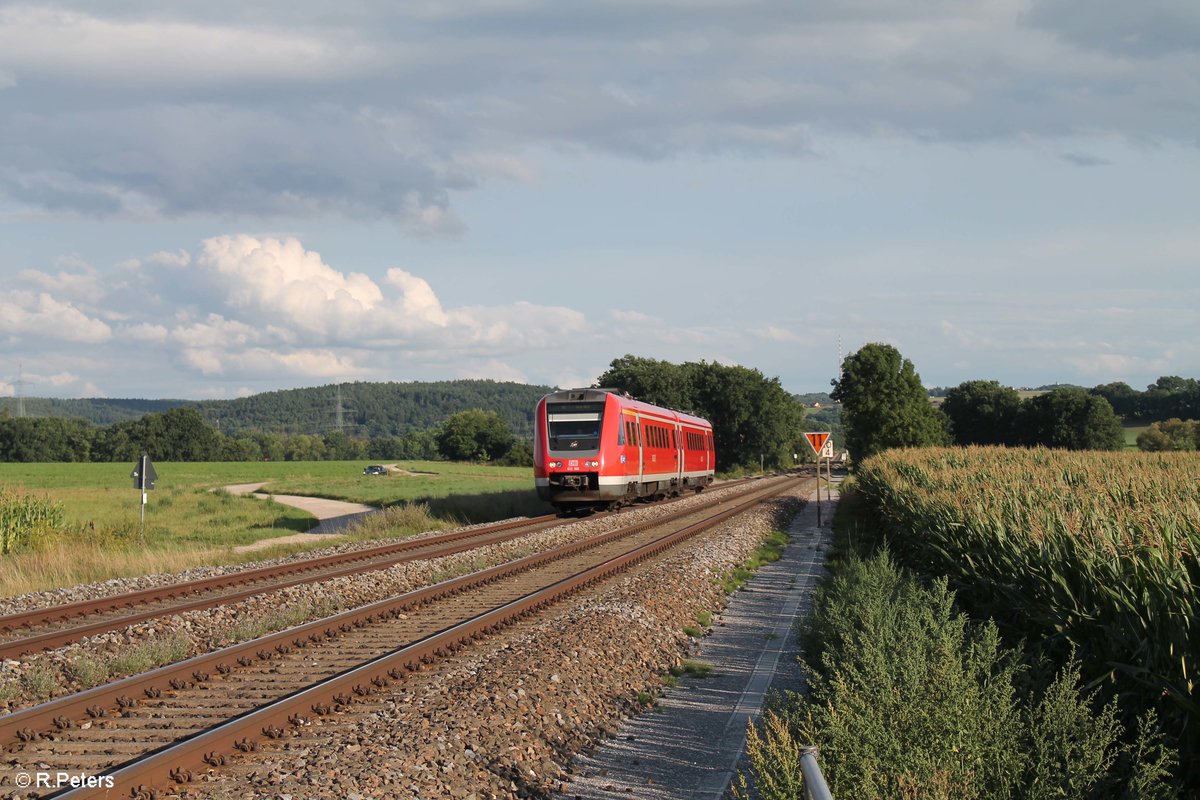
[
  {"left": 196, "top": 236, "right": 384, "bottom": 338},
  {"left": 754, "top": 325, "right": 801, "bottom": 343},
  {"left": 384, "top": 269, "right": 449, "bottom": 327},
  {"left": 457, "top": 359, "right": 528, "bottom": 383},
  {"left": 17, "top": 266, "right": 105, "bottom": 300},
  {"left": 121, "top": 323, "right": 170, "bottom": 343},
  {"left": 0, "top": 6, "right": 373, "bottom": 87},
  {"left": 147, "top": 249, "right": 192, "bottom": 269},
  {"left": 0, "top": 291, "right": 112, "bottom": 343}
]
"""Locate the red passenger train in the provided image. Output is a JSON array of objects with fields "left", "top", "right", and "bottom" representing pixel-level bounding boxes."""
[{"left": 534, "top": 388, "right": 715, "bottom": 511}]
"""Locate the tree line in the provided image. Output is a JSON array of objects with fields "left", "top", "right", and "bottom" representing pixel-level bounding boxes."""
[
  {"left": 0, "top": 406, "right": 533, "bottom": 466},
  {"left": 832, "top": 344, "right": 1145, "bottom": 461},
  {"left": 0, "top": 380, "right": 551, "bottom": 438},
  {"left": 596, "top": 355, "right": 808, "bottom": 471}
]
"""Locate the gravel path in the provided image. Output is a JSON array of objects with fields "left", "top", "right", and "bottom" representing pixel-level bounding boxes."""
[
  {"left": 559, "top": 477, "right": 839, "bottom": 799},
  {"left": 222, "top": 483, "right": 380, "bottom": 547}
]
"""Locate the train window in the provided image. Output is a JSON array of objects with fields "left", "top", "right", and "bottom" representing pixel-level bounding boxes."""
[
  {"left": 618, "top": 420, "right": 626, "bottom": 446},
  {"left": 546, "top": 405, "right": 603, "bottom": 451}
]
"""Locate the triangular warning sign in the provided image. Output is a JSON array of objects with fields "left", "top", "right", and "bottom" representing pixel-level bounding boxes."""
[{"left": 804, "top": 432, "right": 831, "bottom": 456}]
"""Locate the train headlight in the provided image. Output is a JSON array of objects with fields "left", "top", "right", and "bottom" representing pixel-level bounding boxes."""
[
  {"left": 549, "top": 461, "right": 563, "bottom": 469},
  {"left": 585, "top": 460, "right": 599, "bottom": 467}
]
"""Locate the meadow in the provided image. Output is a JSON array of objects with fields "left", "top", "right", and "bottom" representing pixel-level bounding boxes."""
[{"left": 0, "top": 460, "right": 542, "bottom": 597}]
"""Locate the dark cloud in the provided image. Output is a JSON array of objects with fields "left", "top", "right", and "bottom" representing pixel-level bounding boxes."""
[
  {"left": 1060, "top": 151, "right": 1110, "bottom": 167},
  {"left": 1024, "top": 0, "right": 1200, "bottom": 57},
  {"left": 0, "top": 1, "right": 1194, "bottom": 221}
]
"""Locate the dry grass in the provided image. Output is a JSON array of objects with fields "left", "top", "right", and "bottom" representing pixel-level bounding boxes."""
[
  {"left": 0, "top": 498, "right": 449, "bottom": 598},
  {"left": 0, "top": 540, "right": 236, "bottom": 598}
]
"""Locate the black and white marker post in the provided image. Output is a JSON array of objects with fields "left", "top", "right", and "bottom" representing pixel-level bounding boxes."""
[{"left": 130, "top": 453, "right": 157, "bottom": 544}]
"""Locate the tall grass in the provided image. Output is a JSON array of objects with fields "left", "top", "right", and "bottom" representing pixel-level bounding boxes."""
[
  {"left": 0, "top": 460, "right": 539, "bottom": 597},
  {"left": 854, "top": 447, "right": 1200, "bottom": 782}
]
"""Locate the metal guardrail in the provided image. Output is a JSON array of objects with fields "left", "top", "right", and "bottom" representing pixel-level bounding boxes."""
[{"left": 799, "top": 746, "right": 834, "bottom": 800}]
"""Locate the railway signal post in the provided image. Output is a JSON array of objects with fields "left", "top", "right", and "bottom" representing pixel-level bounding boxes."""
[
  {"left": 803, "top": 432, "right": 833, "bottom": 525},
  {"left": 130, "top": 453, "right": 157, "bottom": 543}
]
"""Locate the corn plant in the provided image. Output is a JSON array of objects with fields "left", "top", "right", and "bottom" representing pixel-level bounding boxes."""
[
  {"left": 854, "top": 447, "right": 1200, "bottom": 782},
  {"left": 0, "top": 487, "right": 64, "bottom": 554}
]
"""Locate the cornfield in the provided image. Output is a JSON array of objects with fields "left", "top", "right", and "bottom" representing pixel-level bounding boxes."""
[
  {"left": 0, "top": 487, "right": 64, "bottom": 554},
  {"left": 855, "top": 447, "right": 1200, "bottom": 770}
]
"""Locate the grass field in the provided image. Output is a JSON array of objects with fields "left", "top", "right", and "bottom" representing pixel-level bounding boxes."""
[
  {"left": 0, "top": 460, "right": 541, "bottom": 597},
  {"left": 1123, "top": 423, "right": 1150, "bottom": 449}
]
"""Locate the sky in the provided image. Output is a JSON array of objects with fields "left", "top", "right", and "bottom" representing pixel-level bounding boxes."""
[{"left": 1, "top": 0, "right": 1197, "bottom": 401}]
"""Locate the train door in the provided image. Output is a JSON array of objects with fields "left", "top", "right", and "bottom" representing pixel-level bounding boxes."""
[{"left": 674, "top": 422, "right": 683, "bottom": 483}]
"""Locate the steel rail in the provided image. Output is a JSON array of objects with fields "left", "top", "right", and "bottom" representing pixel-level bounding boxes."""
[
  {"left": 0, "top": 514, "right": 557, "bottom": 635},
  {"left": 0, "top": 476, "right": 797, "bottom": 748},
  {"left": 0, "top": 474, "right": 768, "bottom": 662},
  {"left": 0, "top": 477, "right": 769, "bottom": 660},
  {"left": 50, "top": 476, "right": 799, "bottom": 799},
  {"left": 0, "top": 515, "right": 565, "bottom": 660}
]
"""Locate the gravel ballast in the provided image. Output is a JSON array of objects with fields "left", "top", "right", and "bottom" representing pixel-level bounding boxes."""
[
  {"left": 0, "top": 483, "right": 769, "bottom": 714},
  {"left": 178, "top": 488, "right": 805, "bottom": 799}
]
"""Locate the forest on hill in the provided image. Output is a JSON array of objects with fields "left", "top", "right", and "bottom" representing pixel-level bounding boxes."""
[{"left": 0, "top": 380, "right": 554, "bottom": 438}]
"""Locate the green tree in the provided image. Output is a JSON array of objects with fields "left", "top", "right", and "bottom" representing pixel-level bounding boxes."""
[
  {"left": 596, "top": 355, "right": 694, "bottom": 412},
  {"left": 496, "top": 437, "right": 534, "bottom": 467},
  {"left": 1136, "top": 419, "right": 1198, "bottom": 452},
  {"left": 1091, "top": 381, "right": 1140, "bottom": 420},
  {"left": 1020, "top": 388, "right": 1124, "bottom": 450},
  {"left": 221, "top": 435, "right": 263, "bottom": 461},
  {"left": 597, "top": 356, "right": 806, "bottom": 471},
  {"left": 942, "top": 380, "right": 1022, "bottom": 446},
  {"left": 436, "top": 409, "right": 514, "bottom": 461},
  {"left": 830, "top": 343, "right": 949, "bottom": 462},
  {"left": 103, "top": 407, "right": 223, "bottom": 461}
]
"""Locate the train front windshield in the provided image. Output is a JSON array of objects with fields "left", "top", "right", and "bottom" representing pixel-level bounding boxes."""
[{"left": 546, "top": 401, "right": 604, "bottom": 451}]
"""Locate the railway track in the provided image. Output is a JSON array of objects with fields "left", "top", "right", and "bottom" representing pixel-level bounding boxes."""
[
  {"left": 0, "top": 477, "right": 773, "bottom": 663},
  {"left": 1, "top": 475, "right": 803, "bottom": 799},
  {"left": 0, "top": 514, "right": 569, "bottom": 661}
]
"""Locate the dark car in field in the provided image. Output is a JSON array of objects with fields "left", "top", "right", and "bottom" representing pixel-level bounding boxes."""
[{"left": 363, "top": 465, "right": 388, "bottom": 475}]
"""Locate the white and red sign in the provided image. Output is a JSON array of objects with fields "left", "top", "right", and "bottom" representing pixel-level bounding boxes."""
[{"left": 804, "top": 432, "right": 832, "bottom": 458}]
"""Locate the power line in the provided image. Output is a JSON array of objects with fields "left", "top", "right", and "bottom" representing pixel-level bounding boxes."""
[{"left": 11, "top": 364, "right": 34, "bottom": 418}]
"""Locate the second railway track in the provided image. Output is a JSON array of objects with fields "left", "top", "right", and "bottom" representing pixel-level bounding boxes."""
[
  {"left": 0, "top": 478, "right": 774, "bottom": 663},
  {"left": 1, "top": 474, "right": 806, "bottom": 799}
]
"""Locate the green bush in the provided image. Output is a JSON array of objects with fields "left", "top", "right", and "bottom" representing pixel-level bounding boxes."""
[{"left": 739, "top": 551, "right": 1178, "bottom": 799}]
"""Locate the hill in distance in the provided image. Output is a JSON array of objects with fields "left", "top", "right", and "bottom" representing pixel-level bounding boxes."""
[{"left": 0, "top": 380, "right": 556, "bottom": 438}]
